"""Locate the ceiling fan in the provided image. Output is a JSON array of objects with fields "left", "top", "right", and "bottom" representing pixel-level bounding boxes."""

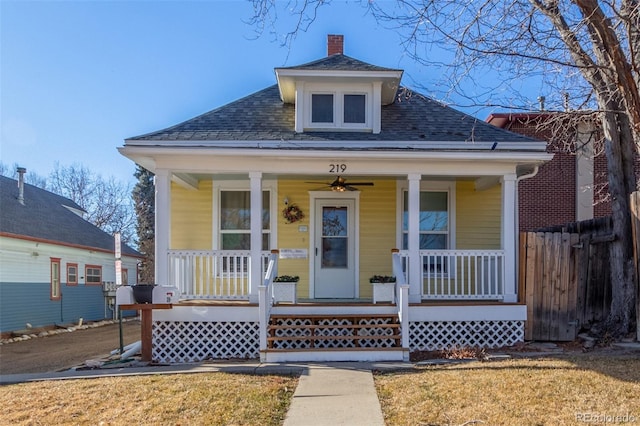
[{"left": 306, "top": 176, "right": 374, "bottom": 192}]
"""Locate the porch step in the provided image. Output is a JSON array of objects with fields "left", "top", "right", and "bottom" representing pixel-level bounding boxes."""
[
  {"left": 263, "top": 347, "right": 408, "bottom": 363},
  {"left": 267, "top": 314, "right": 402, "bottom": 351}
]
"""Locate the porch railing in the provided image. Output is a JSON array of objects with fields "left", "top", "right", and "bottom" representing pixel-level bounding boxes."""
[
  {"left": 398, "top": 250, "right": 505, "bottom": 300},
  {"left": 167, "top": 250, "right": 270, "bottom": 300}
]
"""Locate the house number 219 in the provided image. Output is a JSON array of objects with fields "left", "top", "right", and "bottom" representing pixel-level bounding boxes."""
[{"left": 329, "top": 164, "right": 347, "bottom": 173}]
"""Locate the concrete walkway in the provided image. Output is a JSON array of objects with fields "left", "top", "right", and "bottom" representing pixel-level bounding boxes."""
[
  {"left": 0, "top": 361, "right": 414, "bottom": 425},
  {"left": 284, "top": 363, "right": 386, "bottom": 426}
]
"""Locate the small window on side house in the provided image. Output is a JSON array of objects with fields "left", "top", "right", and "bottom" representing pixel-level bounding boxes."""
[
  {"left": 67, "top": 263, "right": 78, "bottom": 286},
  {"left": 85, "top": 265, "right": 102, "bottom": 285},
  {"left": 51, "top": 258, "right": 61, "bottom": 300}
]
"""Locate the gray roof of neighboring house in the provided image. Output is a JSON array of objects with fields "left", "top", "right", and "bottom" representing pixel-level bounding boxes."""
[
  {"left": 127, "top": 54, "right": 539, "bottom": 145},
  {"left": 0, "top": 176, "right": 140, "bottom": 257}
]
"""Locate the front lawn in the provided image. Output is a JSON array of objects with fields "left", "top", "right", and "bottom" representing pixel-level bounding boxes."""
[
  {"left": 375, "top": 354, "right": 640, "bottom": 425},
  {"left": 0, "top": 373, "right": 297, "bottom": 425}
]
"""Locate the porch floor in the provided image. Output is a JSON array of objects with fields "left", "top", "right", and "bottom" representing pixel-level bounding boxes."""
[{"left": 173, "top": 299, "right": 523, "bottom": 307}]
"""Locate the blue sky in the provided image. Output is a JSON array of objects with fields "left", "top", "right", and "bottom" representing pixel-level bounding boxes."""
[{"left": 1, "top": 1, "right": 533, "bottom": 185}]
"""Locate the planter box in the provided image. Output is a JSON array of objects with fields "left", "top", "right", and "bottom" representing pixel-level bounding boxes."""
[
  {"left": 372, "top": 282, "right": 396, "bottom": 304},
  {"left": 272, "top": 282, "right": 297, "bottom": 304}
]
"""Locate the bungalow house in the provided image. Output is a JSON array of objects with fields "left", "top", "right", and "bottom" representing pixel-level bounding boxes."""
[
  {"left": 0, "top": 170, "right": 141, "bottom": 335},
  {"left": 118, "top": 35, "right": 552, "bottom": 362}
]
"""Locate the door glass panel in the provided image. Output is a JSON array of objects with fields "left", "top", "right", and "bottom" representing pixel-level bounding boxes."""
[{"left": 321, "top": 206, "right": 347, "bottom": 268}]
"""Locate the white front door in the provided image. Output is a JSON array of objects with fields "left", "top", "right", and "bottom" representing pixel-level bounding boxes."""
[{"left": 313, "top": 198, "right": 356, "bottom": 298}]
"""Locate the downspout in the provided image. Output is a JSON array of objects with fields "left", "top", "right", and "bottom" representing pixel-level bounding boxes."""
[
  {"left": 514, "top": 166, "right": 540, "bottom": 301},
  {"left": 515, "top": 166, "right": 540, "bottom": 234}
]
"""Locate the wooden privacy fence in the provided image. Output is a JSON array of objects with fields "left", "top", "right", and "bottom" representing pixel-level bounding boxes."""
[
  {"left": 522, "top": 189, "right": 640, "bottom": 341},
  {"left": 520, "top": 217, "right": 615, "bottom": 341}
]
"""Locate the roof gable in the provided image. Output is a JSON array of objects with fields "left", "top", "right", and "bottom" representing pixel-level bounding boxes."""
[
  {"left": 0, "top": 176, "right": 139, "bottom": 257},
  {"left": 276, "top": 54, "right": 402, "bottom": 73}
]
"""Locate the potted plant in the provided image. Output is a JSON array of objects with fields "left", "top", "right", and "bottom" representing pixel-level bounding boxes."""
[
  {"left": 272, "top": 275, "right": 299, "bottom": 304},
  {"left": 369, "top": 275, "right": 396, "bottom": 304}
]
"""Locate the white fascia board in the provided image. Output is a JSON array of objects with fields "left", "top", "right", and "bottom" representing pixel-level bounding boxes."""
[
  {"left": 275, "top": 69, "right": 403, "bottom": 80},
  {"left": 119, "top": 145, "right": 553, "bottom": 177},
  {"left": 123, "top": 139, "right": 548, "bottom": 152}
]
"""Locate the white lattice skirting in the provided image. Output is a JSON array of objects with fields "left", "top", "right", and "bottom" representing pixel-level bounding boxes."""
[
  {"left": 409, "top": 320, "right": 524, "bottom": 351},
  {"left": 153, "top": 321, "right": 260, "bottom": 363}
]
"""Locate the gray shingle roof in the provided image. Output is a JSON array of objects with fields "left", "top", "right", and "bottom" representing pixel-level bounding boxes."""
[
  {"left": 0, "top": 176, "right": 140, "bottom": 257},
  {"left": 128, "top": 85, "right": 538, "bottom": 144},
  {"left": 276, "top": 53, "right": 402, "bottom": 72}
]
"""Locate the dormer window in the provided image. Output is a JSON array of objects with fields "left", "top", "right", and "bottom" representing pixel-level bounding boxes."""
[
  {"left": 311, "top": 93, "right": 367, "bottom": 125},
  {"left": 306, "top": 86, "right": 370, "bottom": 131},
  {"left": 344, "top": 94, "right": 366, "bottom": 124},
  {"left": 311, "top": 94, "right": 334, "bottom": 123}
]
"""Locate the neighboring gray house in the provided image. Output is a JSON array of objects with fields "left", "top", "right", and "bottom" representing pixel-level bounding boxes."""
[{"left": 0, "top": 172, "right": 140, "bottom": 335}]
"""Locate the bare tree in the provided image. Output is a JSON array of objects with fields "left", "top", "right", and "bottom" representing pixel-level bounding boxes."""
[
  {"left": 249, "top": 0, "right": 639, "bottom": 337},
  {"left": 0, "top": 162, "right": 48, "bottom": 188},
  {"left": 47, "top": 163, "right": 136, "bottom": 245}
]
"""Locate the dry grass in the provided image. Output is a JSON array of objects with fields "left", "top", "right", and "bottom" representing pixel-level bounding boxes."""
[
  {"left": 375, "top": 354, "right": 640, "bottom": 426},
  {"left": 0, "top": 373, "right": 297, "bottom": 425}
]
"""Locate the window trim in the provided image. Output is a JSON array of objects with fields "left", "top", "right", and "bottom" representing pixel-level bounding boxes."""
[
  {"left": 211, "top": 180, "right": 277, "bottom": 251},
  {"left": 66, "top": 263, "right": 78, "bottom": 286},
  {"left": 50, "top": 258, "right": 61, "bottom": 301},
  {"left": 85, "top": 265, "right": 102, "bottom": 286},
  {"left": 304, "top": 83, "right": 372, "bottom": 131}
]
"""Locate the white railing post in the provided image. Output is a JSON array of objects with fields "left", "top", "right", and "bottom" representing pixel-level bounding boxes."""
[
  {"left": 392, "top": 250, "right": 410, "bottom": 359},
  {"left": 399, "top": 284, "right": 410, "bottom": 356},
  {"left": 259, "top": 251, "right": 278, "bottom": 361}
]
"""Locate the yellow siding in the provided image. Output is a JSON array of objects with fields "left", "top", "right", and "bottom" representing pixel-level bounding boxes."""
[
  {"left": 456, "top": 181, "right": 501, "bottom": 249},
  {"left": 276, "top": 181, "right": 312, "bottom": 297},
  {"left": 170, "top": 181, "right": 213, "bottom": 249},
  {"left": 276, "top": 179, "right": 397, "bottom": 298},
  {"left": 358, "top": 180, "right": 397, "bottom": 298}
]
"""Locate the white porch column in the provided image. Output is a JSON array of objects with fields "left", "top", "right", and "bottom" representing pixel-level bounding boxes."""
[
  {"left": 154, "top": 169, "right": 171, "bottom": 286},
  {"left": 501, "top": 173, "right": 517, "bottom": 302},
  {"left": 249, "top": 172, "right": 263, "bottom": 303},
  {"left": 407, "top": 174, "right": 422, "bottom": 303}
]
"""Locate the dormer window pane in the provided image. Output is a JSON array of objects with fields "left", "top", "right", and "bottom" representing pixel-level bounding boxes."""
[
  {"left": 312, "top": 94, "right": 334, "bottom": 123},
  {"left": 344, "top": 94, "right": 365, "bottom": 123}
]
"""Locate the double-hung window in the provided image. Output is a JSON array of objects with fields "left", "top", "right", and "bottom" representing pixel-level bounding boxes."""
[
  {"left": 219, "top": 190, "right": 271, "bottom": 250},
  {"left": 66, "top": 263, "right": 78, "bottom": 286},
  {"left": 401, "top": 185, "right": 453, "bottom": 275},
  {"left": 50, "top": 258, "right": 61, "bottom": 300}
]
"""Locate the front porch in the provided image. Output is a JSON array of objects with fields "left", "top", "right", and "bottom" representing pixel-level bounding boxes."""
[{"left": 146, "top": 250, "right": 525, "bottom": 363}]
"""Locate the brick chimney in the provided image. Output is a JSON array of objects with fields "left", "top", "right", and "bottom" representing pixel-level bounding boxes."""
[{"left": 327, "top": 34, "right": 344, "bottom": 56}]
